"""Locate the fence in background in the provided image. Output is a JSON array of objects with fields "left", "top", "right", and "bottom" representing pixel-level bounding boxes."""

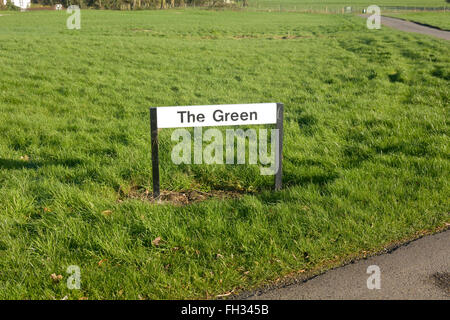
[
  {"left": 2, "top": 1, "right": 448, "bottom": 12},
  {"left": 244, "top": 3, "right": 448, "bottom": 14}
]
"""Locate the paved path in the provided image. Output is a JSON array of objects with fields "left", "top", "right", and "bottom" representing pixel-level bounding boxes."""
[
  {"left": 361, "top": 15, "right": 450, "bottom": 41},
  {"left": 247, "top": 230, "right": 449, "bottom": 300}
]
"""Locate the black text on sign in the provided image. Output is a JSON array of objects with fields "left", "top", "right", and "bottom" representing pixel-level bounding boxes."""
[{"left": 157, "top": 103, "right": 277, "bottom": 128}]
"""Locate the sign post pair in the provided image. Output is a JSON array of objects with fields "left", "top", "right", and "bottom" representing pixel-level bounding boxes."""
[{"left": 150, "top": 103, "right": 284, "bottom": 198}]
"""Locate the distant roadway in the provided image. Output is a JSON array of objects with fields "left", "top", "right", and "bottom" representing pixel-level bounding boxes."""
[{"left": 361, "top": 15, "right": 450, "bottom": 40}]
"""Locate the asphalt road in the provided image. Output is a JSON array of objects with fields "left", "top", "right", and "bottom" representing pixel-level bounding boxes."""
[
  {"left": 362, "top": 15, "right": 450, "bottom": 41},
  {"left": 247, "top": 230, "right": 449, "bottom": 300}
]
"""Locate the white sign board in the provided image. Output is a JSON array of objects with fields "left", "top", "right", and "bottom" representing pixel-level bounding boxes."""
[
  {"left": 149, "top": 102, "right": 283, "bottom": 197},
  {"left": 156, "top": 103, "right": 277, "bottom": 128}
]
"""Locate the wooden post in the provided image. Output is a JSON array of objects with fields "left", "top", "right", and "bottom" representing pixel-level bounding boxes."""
[
  {"left": 275, "top": 103, "right": 284, "bottom": 191},
  {"left": 150, "top": 108, "right": 160, "bottom": 198}
]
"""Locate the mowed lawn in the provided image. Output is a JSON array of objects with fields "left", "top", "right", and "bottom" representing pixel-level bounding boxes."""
[
  {"left": 385, "top": 11, "right": 450, "bottom": 31},
  {"left": 0, "top": 10, "right": 449, "bottom": 299}
]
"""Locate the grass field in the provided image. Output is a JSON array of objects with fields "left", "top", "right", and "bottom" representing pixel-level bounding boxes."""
[
  {"left": 385, "top": 11, "right": 450, "bottom": 30},
  {"left": 0, "top": 10, "right": 449, "bottom": 299}
]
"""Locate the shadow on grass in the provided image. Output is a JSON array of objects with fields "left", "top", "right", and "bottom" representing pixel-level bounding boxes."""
[
  {"left": 0, "top": 158, "right": 83, "bottom": 170},
  {"left": 253, "top": 169, "right": 339, "bottom": 203},
  {"left": 284, "top": 171, "right": 338, "bottom": 187}
]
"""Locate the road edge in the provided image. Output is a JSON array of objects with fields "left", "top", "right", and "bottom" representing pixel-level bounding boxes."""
[
  {"left": 381, "top": 15, "right": 450, "bottom": 32},
  {"left": 226, "top": 223, "right": 449, "bottom": 300}
]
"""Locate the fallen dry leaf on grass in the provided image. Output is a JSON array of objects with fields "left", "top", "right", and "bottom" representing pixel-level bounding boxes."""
[
  {"left": 101, "top": 210, "right": 112, "bottom": 217},
  {"left": 216, "top": 289, "right": 234, "bottom": 298},
  {"left": 98, "top": 259, "right": 108, "bottom": 266},
  {"left": 50, "top": 273, "right": 63, "bottom": 283},
  {"left": 152, "top": 237, "right": 162, "bottom": 246}
]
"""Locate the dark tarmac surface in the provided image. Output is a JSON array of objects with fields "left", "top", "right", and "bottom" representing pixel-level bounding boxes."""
[
  {"left": 361, "top": 15, "right": 450, "bottom": 41},
  {"left": 246, "top": 230, "right": 449, "bottom": 300}
]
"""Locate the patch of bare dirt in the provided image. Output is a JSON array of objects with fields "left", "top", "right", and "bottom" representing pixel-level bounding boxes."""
[
  {"left": 118, "top": 185, "right": 243, "bottom": 205},
  {"left": 132, "top": 28, "right": 153, "bottom": 32},
  {"left": 232, "top": 35, "right": 259, "bottom": 39},
  {"left": 270, "top": 35, "right": 309, "bottom": 40},
  {"left": 210, "top": 35, "right": 309, "bottom": 40}
]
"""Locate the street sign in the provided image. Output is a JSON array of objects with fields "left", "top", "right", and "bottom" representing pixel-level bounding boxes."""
[
  {"left": 150, "top": 103, "right": 283, "bottom": 198},
  {"left": 156, "top": 103, "right": 277, "bottom": 128}
]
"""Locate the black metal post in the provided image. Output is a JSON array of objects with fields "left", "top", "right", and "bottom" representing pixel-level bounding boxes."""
[
  {"left": 275, "top": 103, "right": 284, "bottom": 191},
  {"left": 150, "top": 108, "right": 160, "bottom": 198}
]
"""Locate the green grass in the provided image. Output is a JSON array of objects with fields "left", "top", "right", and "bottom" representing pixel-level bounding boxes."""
[
  {"left": 0, "top": 10, "right": 449, "bottom": 300},
  {"left": 385, "top": 11, "right": 450, "bottom": 30}
]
